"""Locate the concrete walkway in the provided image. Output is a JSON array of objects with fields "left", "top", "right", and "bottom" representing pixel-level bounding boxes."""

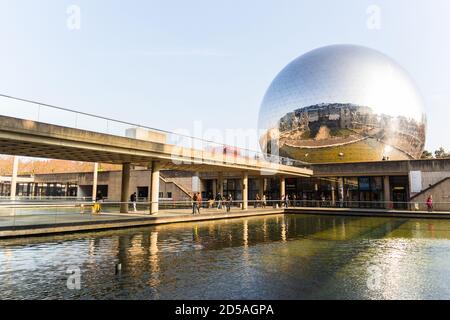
[
  {"left": 3, "top": 205, "right": 450, "bottom": 239},
  {"left": 0, "top": 207, "right": 284, "bottom": 239}
]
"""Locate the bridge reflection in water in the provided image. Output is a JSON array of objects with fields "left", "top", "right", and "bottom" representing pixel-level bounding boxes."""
[{"left": 1, "top": 213, "right": 450, "bottom": 300}]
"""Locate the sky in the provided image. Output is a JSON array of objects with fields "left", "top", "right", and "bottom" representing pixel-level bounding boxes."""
[{"left": 0, "top": 0, "right": 449, "bottom": 152}]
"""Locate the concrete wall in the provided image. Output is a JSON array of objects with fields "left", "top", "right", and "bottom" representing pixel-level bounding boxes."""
[
  {"left": 34, "top": 169, "right": 194, "bottom": 201},
  {"left": 421, "top": 171, "right": 450, "bottom": 190},
  {"left": 410, "top": 178, "right": 450, "bottom": 211},
  {"left": 312, "top": 159, "right": 450, "bottom": 177}
]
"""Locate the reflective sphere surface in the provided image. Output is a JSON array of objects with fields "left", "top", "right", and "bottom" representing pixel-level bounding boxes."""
[{"left": 258, "top": 45, "right": 427, "bottom": 163}]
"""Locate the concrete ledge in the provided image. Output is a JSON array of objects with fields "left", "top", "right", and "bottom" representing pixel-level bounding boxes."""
[
  {"left": 285, "top": 207, "right": 450, "bottom": 219},
  {"left": 0, "top": 209, "right": 283, "bottom": 239},
  {"left": 4, "top": 207, "right": 450, "bottom": 239}
]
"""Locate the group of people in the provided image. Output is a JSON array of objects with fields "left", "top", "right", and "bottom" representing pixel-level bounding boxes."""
[
  {"left": 253, "top": 194, "right": 267, "bottom": 208},
  {"left": 192, "top": 192, "right": 203, "bottom": 214},
  {"left": 191, "top": 192, "right": 236, "bottom": 214},
  {"left": 215, "top": 193, "right": 234, "bottom": 212},
  {"left": 104, "top": 189, "right": 438, "bottom": 215}
]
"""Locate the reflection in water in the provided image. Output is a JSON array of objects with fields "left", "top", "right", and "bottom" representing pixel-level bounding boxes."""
[
  {"left": 243, "top": 220, "right": 248, "bottom": 248},
  {"left": 148, "top": 232, "right": 160, "bottom": 291},
  {"left": 281, "top": 216, "right": 287, "bottom": 242},
  {"left": 262, "top": 219, "right": 268, "bottom": 241},
  {"left": 2, "top": 214, "right": 450, "bottom": 299}
]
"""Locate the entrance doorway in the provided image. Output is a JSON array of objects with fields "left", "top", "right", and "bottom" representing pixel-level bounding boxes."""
[{"left": 390, "top": 176, "right": 409, "bottom": 209}]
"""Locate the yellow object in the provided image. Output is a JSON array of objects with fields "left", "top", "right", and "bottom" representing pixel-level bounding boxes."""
[{"left": 92, "top": 202, "right": 101, "bottom": 214}]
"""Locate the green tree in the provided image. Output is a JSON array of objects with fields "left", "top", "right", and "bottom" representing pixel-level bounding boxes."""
[
  {"left": 435, "top": 147, "right": 450, "bottom": 159},
  {"left": 421, "top": 150, "right": 433, "bottom": 159}
]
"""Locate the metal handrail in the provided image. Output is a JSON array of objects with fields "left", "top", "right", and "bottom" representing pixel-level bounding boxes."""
[
  {"left": 0, "top": 93, "right": 310, "bottom": 168},
  {"left": 1, "top": 199, "right": 449, "bottom": 207}
]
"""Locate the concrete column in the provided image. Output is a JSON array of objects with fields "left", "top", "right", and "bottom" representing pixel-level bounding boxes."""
[
  {"left": 31, "top": 183, "right": 36, "bottom": 198},
  {"left": 92, "top": 162, "right": 99, "bottom": 201},
  {"left": 10, "top": 156, "right": 19, "bottom": 200},
  {"left": 331, "top": 183, "right": 336, "bottom": 207},
  {"left": 383, "top": 176, "right": 391, "bottom": 209},
  {"left": 280, "top": 176, "right": 286, "bottom": 200},
  {"left": 259, "top": 177, "right": 265, "bottom": 196},
  {"left": 242, "top": 172, "right": 248, "bottom": 210},
  {"left": 218, "top": 172, "right": 224, "bottom": 195},
  {"left": 338, "top": 177, "right": 344, "bottom": 207},
  {"left": 120, "top": 163, "right": 131, "bottom": 213},
  {"left": 150, "top": 161, "right": 161, "bottom": 215},
  {"left": 192, "top": 171, "right": 200, "bottom": 193},
  {"left": 212, "top": 178, "right": 217, "bottom": 197}
]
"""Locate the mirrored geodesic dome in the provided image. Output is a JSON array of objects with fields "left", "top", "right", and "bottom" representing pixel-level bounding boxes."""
[{"left": 258, "top": 44, "right": 427, "bottom": 163}]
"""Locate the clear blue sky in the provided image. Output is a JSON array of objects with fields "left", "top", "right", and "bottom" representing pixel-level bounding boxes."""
[{"left": 1, "top": 0, "right": 449, "bottom": 152}]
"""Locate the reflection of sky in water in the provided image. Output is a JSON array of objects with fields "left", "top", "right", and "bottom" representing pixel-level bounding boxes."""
[
  {"left": 2, "top": 215, "right": 450, "bottom": 299},
  {"left": 258, "top": 45, "right": 426, "bottom": 132}
]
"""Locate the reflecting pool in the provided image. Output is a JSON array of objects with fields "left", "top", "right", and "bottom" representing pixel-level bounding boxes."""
[{"left": 1, "top": 214, "right": 450, "bottom": 299}]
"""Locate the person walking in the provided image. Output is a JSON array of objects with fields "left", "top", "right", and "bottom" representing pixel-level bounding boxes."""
[
  {"left": 254, "top": 194, "right": 260, "bottom": 208},
  {"left": 226, "top": 194, "right": 232, "bottom": 212},
  {"left": 94, "top": 191, "right": 103, "bottom": 214},
  {"left": 262, "top": 194, "right": 267, "bottom": 208},
  {"left": 130, "top": 192, "right": 137, "bottom": 212},
  {"left": 215, "top": 192, "right": 222, "bottom": 210},
  {"left": 284, "top": 194, "right": 289, "bottom": 208},
  {"left": 192, "top": 193, "right": 198, "bottom": 214},
  {"left": 196, "top": 192, "right": 202, "bottom": 214},
  {"left": 426, "top": 195, "right": 434, "bottom": 212}
]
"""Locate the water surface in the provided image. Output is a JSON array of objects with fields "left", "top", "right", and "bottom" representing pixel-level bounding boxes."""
[{"left": 1, "top": 214, "right": 450, "bottom": 299}]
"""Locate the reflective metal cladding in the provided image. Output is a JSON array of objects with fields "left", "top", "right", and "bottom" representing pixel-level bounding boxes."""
[{"left": 258, "top": 45, "right": 427, "bottom": 163}]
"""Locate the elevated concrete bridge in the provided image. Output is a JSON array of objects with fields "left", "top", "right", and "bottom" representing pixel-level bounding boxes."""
[{"left": 0, "top": 114, "right": 312, "bottom": 214}]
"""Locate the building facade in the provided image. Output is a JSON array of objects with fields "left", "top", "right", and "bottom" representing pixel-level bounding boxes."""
[{"left": 2, "top": 159, "right": 450, "bottom": 210}]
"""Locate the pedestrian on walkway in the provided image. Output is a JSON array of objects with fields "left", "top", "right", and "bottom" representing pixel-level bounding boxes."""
[
  {"left": 130, "top": 192, "right": 137, "bottom": 212},
  {"left": 284, "top": 194, "right": 289, "bottom": 208},
  {"left": 196, "top": 192, "right": 202, "bottom": 214},
  {"left": 215, "top": 193, "right": 222, "bottom": 210},
  {"left": 94, "top": 191, "right": 103, "bottom": 214},
  {"left": 192, "top": 193, "right": 198, "bottom": 214},
  {"left": 254, "top": 194, "right": 260, "bottom": 208},
  {"left": 226, "top": 194, "right": 232, "bottom": 212},
  {"left": 426, "top": 195, "right": 434, "bottom": 212},
  {"left": 262, "top": 194, "right": 267, "bottom": 208}
]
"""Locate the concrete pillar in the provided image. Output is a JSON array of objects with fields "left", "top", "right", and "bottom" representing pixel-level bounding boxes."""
[
  {"left": 259, "top": 177, "right": 265, "bottom": 196},
  {"left": 280, "top": 176, "right": 286, "bottom": 200},
  {"left": 192, "top": 171, "right": 200, "bottom": 193},
  {"left": 242, "top": 172, "right": 248, "bottom": 210},
  {"left": 10, "top": 156, "right": 19, "bottom": 200},
  {"left": 212, "top": 179, "right": 217, "bottom": 197},
  {"left": 383, "top": 176, "right": 391, "bottom": 209},
  {"left": 218, "top": 172, "right": 224, "bottom": 195},
  {"left": 120, "top": 163, "right": 131, "bottom": 213},
  {"left": 331, "top": 183, "right": 336, "bottom": 207},
  {"left": 31, "top": 183, "right": 36, "bottom": 198},
  {"left": 150, "top": 161, "right": 161, "bottom": 215},
  {"left": 92, "top": 162, "right": 99, "bottom": 201},
  {"left": 338, "top": 177, "right": 344, "bottom": 207}
]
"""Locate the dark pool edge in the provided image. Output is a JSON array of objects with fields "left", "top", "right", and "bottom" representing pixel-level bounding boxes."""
[
  {"left": 285, "top": 207, "right": 450, "bottom": 220},
  {"left": 0, "top": 210, "right": 284, "bottom": 239}
]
